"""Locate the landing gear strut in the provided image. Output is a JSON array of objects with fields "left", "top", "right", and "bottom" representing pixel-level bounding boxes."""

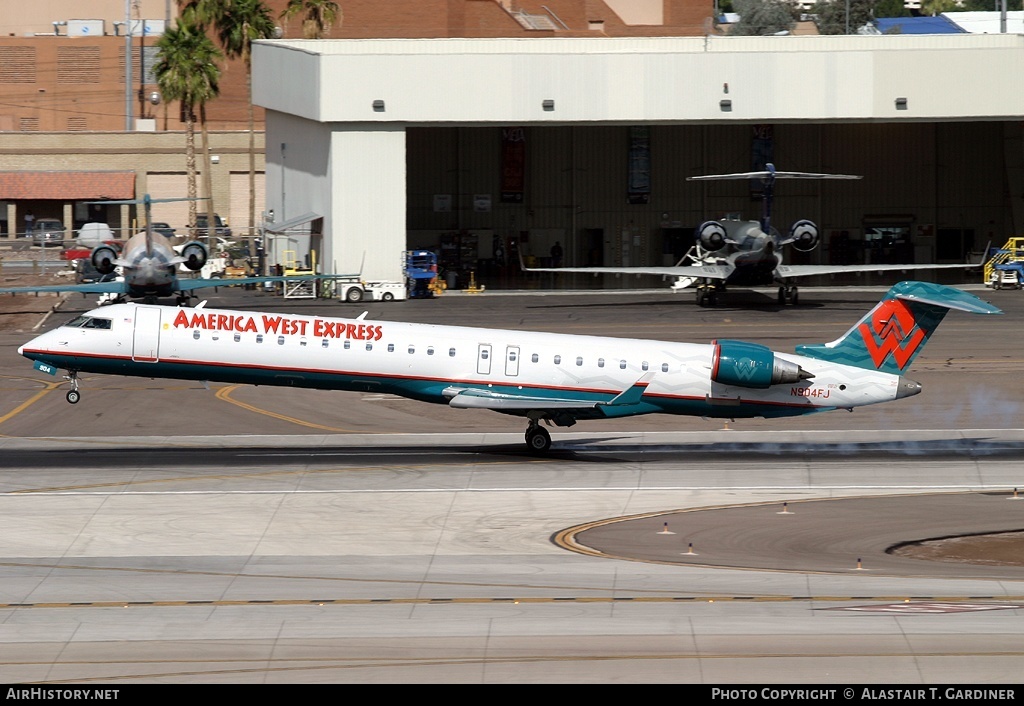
[
  {"left": 777, "top": 284, "right": 799, "bottom": 306},
  {"left": 695, "top": 283, "right": 720, "bottom": 307},
  {"left": 525, "top": 421, "right": 551, "bottom": 452},
  {"left": 64, "top": 371, "right": 81, "bottom": 404}
]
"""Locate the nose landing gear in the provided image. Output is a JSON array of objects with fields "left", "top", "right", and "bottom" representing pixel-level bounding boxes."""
[{"left": 63, "top": 371, "right": 81, "bottom": 404}]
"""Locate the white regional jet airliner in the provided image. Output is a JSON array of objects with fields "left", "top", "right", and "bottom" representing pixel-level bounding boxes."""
[{"left": 17, "top": 281, "right": 1001, "bottom": 452}]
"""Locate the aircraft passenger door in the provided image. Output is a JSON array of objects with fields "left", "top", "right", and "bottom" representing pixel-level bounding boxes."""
[
  {"left": 132, "top": 306, "right": 161, "bottom": 363},
  {"left": 476, "top": 343, "right": 492, "bottom": 375},
  {"left": 504, "top": 345, "right": 520, "bottom": 377}
]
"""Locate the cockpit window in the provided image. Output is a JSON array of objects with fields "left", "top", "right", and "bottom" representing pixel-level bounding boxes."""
[{"left": 64, "top": 315, "right": 112, "bottom": 330}]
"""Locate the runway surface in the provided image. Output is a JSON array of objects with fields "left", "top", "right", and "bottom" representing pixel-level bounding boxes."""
[{"left": 0, "top": 283, "right": 1022, "bottom": 683}]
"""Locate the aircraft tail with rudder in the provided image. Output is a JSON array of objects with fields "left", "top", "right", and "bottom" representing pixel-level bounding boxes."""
[{"left": 795, "top": 281, "right": 1001, "bottom": 375}]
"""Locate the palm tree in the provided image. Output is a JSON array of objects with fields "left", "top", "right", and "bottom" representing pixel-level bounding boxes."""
[
  {"left": 210, "top": 0, "right": 276, "bottom": 258},
  {"left": 153, "top": 19, "right": 222, "bottom": 232},
  {"left": 280, "top": 0, "right": 342, "bottom": 39}
]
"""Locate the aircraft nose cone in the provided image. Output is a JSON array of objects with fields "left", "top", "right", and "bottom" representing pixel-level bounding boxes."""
[{"left": 896, "top": 378, "right": 922, "bottom": 399}]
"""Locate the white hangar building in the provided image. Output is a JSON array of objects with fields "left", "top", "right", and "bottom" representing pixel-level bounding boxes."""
[{"left": 251, "top": 34, "right": 1024, "bottom": 288}]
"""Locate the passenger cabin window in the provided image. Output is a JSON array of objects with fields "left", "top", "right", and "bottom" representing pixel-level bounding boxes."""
[
  {"left": 234, "top": 334, "right": 241, "bottom": 343},
  {"left": 531, "top": 353, "right": 539, "bottom": 363},
  {"left": 619, "top": 360, "right": 627, "bottom": 370},
  {"left": 256, "top": 334, "right": 263, "bottom": 344},
  {"left": 277, "top": 336, "right": 285, "bottom": 345},
  {"left": 388, "top": 343, "right": 395, "bottom": 352},
  {"left": 642, "top": 362, "right": 649, "bottom": 371},
  {"left": 366, "top": 343, "right": 373, "bottom": 351},
  {"left": 408, "top": 346, "right": 415, "bottom": 354},
  {"left": 449, "top": 348, "right": 456, "bottom": 357},
  {"left": 427, "top": 347, "right": 435, "bottom": 356},
  {"left": 661, "top": 363, "right": 669, "bottom": 372},
  {"left": 322, "top": 339, "right": 329, "bottom": 348},
  {"left": 193, "top": 331, "right": 200, "bottom": 340},
  {"left": 598, "top": 358, "right": 605, "bottom": 368},
  {"left": 344, "top": 340, "right": 351, "bottom": 349},
  {"left": 576, "top": 356, "right": 583, "bottom": 366},
  {"left": 554, "top": 355, "right": 561, "bottom": 365}
]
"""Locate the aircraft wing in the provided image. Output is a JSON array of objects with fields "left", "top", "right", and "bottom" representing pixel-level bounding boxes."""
[
  {"left": 0, "top": 281, "right": 128, "bottom": 296},
  {"left": 444, "top": 373, "right": 655, "bottom": 411},
  {"left": 521, "top": 263, "right": 734, "bottom": 281},
  {"left": 774, "top": 263, "right": 979, "bottom": 279}
]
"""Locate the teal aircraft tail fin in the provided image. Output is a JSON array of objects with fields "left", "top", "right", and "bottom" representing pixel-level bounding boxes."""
[{"left": 795, "top": 281, "right": 1001, "bottom": 374}]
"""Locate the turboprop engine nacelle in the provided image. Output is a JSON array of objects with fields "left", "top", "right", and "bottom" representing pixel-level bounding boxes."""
[
  {"left": 787, "top": 219, "right": 820, "bottom": 252},
  {"left": 90, "top": 245, "right": 119, "bottom": 275},
  {"left": 711, "top": 339, "right": 814, "bottom": 389},
  {"left": 696, "top": 221, "right": 728, "bottom": 252},
  {"left": 178, "top": 241, "right": 209, "bottom": 272}
]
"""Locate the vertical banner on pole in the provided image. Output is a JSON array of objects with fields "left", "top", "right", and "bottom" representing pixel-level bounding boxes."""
[
  {"left": 627, "top": 126, "right": 651, "bottom": 205},
  {"left": 501, "top": 127, "right": 526, "bottom": 203}
]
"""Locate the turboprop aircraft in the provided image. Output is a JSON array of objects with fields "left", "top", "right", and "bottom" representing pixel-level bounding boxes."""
[
  {"left": 522, "top": 164, "right": 974, "bottom": 306},
  {"left": 17, "top": 280, "right": 1000, "bottom": 452},
  {"left": 0, "top": 194, "right": 346, "bottom": 306}
]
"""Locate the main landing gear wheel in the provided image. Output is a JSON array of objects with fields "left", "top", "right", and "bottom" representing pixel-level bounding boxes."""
[
  {"left": 66, "top": 390, "right": 80, "bottom": 404},
  {"left": 525, "top": 425, "right": 551, "bottom": 452},
  {"left": 778, "top": 285, "right": 799, "bottom": 305},
  {"left": 696, "top": 288, "right": 718, "bottom": 307}
]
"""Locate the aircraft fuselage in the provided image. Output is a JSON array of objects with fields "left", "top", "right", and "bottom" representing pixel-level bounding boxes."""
[{"left": 19, "top": 303, "right": 910, "bottom": 425}]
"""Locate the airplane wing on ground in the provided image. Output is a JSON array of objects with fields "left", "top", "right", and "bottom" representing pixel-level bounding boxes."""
[
  {"left": 774, "top": 263, "right": 980, "bottom": 279},
  {"left": 520, "top": 262, "right": 734, "bottom": 282},
  {"left": 1, "top": 273, "right": 368, "bottom": 301},
  {"left": 0, "top": 281, "right": 128, "bottom": 296}
]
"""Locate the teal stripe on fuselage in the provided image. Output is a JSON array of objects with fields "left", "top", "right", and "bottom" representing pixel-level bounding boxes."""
[{"left": 32, "top": 353, "right": 833, "bottom": 422}]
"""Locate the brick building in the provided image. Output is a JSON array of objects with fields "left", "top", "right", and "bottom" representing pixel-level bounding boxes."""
[{"left": 0, "top": 1, "right": 715, "bottom": 239}]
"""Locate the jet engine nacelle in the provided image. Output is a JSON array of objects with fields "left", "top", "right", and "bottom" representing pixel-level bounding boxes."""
[
  {"left": 90, "top": 245, "right": 119, "bottom": 275},
  {"left": 696, "top": 221, "right": 729, "bottom": 252},
  {"left": 179, "top": 241, "right": 209, "bottom": 272},
  {"left": 711, "top": 339, "right": 813, "bottom": 389},
  {"left": 788, "top": 219, "right": 820, "bottom": 253}
]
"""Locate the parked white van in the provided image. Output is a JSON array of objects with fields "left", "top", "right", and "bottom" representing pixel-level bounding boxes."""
[{"left": 75, "top": 222, "right": 115, "bottom": 248}]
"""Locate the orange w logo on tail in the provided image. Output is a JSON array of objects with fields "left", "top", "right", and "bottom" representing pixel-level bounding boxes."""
[{"left": 857, "top": 299, "right": 926, "bottom": 370}]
